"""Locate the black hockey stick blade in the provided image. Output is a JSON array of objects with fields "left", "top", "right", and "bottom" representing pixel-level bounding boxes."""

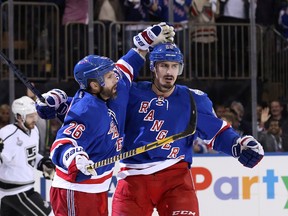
[{"left": 0, "top": 50, "right": 45, "bottom": 103}]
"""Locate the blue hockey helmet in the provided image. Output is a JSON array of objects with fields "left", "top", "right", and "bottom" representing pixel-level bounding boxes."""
[
  {"left": 149, "top": 43, "right": 184, "bottom": 75},
  {"left": 74, "top": 55, "right": 115, "bottom": 89}
]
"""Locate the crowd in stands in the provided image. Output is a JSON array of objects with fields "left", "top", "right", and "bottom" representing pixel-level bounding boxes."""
[{"left": 193, "top": 99, "right": 288, "bottom": 154}]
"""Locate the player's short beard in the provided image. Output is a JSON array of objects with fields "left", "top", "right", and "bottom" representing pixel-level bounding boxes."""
[
  {"left": 24, "top": 122, "right": 35, "bottom": 130},
  {"left": 100, "top": 85, "right": 117, "bottom": 100}
]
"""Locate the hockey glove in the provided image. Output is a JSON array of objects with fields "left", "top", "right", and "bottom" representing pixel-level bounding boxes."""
[
  {"left": 63, "top": 147, "right": 97, "bottom": 181},
  {"left": 68, "top": 154, "right": 97, "bottom": 180},
  {"left": 36, "top": 89, "right": 68, "bottom": 119},
  {"left": 75, "top": 155, "right": 97, "bottom": 176},
  {"left": 133, "top": 22, "right": 175, "bottom": 51},
  {"left": 37, "top": 157, "right": 56, "bottom": 180},
  {"left": 232, "top": 135, "right": 264, "bottom": 168}
]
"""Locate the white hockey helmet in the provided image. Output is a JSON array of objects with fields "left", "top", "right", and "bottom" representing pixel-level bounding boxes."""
[{"left": 12, "top": 96, "right": 36, "bottom": 121}]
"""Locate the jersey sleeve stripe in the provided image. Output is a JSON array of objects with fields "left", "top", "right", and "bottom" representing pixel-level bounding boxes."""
[
  {"left": 50, "top": 138, "right": 78, "bottom": 156},
  {"left": 116, "top": 60, "right": 133, "bottom": 83}
]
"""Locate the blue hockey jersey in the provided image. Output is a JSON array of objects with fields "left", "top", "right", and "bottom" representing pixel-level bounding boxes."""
[
  {"left": 50, "top": 49, "right": 145, "bottom": 193},
  {"left": 118, "top": 82, "right": 240, "bottom": 179}
]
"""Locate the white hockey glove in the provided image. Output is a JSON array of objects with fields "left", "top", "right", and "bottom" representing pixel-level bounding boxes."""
[
  {"left": 37, "top": 157, "right": 56, "bottom": 180},
  {"left": 232, "top": 135, "right": 264, "bottom": 168},
  {"left": 36, "top": 89, "right": 68, "bottom": 119},
  {"left": 75, "top": 155, "right": 97, "bottom": 176},
  {"left": 63, "top": 147, "right": 97, "bottom": 181},
  {"left": 133, "top": 22, "right": 175, "bottom": 51}
]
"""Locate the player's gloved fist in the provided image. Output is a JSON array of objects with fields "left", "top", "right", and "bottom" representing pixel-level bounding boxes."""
[
  {"left": 37, "top": 157, "right": 56, "bottom": 180},
  {"left": 36, "top": 89, "right": 68, "bottom": 119},
  {"left": 75, "top": 155, "right": 97, "bottom": 176},
  {"left": 133, "top": 22, "right": 175, "bottom": 51},
  {"left": 232, "top": 135, "right": 264, "bottom": 168}
]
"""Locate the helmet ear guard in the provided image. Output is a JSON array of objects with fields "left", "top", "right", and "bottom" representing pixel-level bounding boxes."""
[
  {"left": 12, "top": 96, "right": 36, "bottom": 121},
  {"left": 149, "top": 43, "right": 184, "bottom": 75},
  {"left": 74, "top": 55, "right": 115, "bottom": 89}
]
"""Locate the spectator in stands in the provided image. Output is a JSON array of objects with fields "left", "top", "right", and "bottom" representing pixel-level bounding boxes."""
[
  {"left": 62, "top": 0, "right": 88, "bottom": 25},
  {"left": 275, "top": 0, "right": 288, "bottom": 34},
  {"left": 150, "top": 0, "right": 192, "bottom": 59},
  {"left": 257, "top": 103, "right": 270, "bottom": 132},
  {"left": 278, "top": 5, "right": 288, "bottom": 39},
  {"left": 221, "top": 111, "right": 237, "bottom": 127},
  {"left": 265, "top": 99, "right": 288, "bottom": 132},
  {"left": 214, "top": 103, "right": 227, "bottom": 118},
  {"left": 0, "top": 103, "right": 10, "bottom": 129},
  {"left": 190, "top": 0, "right": 219, "bottom": 77},
  {"left": 94, "top": 0, "right": 124, "bottom": 56},
  {"left": 230, "top": 101, "right": 252, "bottom": 135},
  {"left": 60, "top": 0, "right": 88, "bottom": 78},
  {"left": 216, "top": 0, "right": 250, "bottom": 76},
  {"left": 258, "top": 119, "right": 284, "bottom": 152},
  {"left": 122, "top": 0, "right": 153, "bottom": 52},
  {"left": 264, "top": 100, "right": 288, "bottom": 146}
]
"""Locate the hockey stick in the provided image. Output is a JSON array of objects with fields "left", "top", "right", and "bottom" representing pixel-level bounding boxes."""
[
  {"left": 0, "top": 50, "right": 45, "bottom": 103},
  {"left": 87, "top": 89, "right": 197, "bottom": 171}
]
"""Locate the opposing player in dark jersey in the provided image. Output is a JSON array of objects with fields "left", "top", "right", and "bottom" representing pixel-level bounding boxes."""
[
  {"left": 35, "top": 23, "right": 175, "bottom": 216},
  {"left": 0, "top": 96, "right": 54, "bottom": 216}
]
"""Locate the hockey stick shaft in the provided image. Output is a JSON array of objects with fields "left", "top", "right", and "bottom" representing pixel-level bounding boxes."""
[
  {"left": 89, "top": 127, "right": 195, "bottom": 169},
  {"left": 0, "top": 51, "right": 45, "bottom": 103},
  {"left": 87, "top": 89, "right": 197, "bottom": 170}
]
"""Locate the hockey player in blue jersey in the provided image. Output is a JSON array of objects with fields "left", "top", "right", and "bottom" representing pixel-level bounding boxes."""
[
  {"left": 36, "top": 39, "right": 264, "bottom": 215},
  {"left": 111, "top": 42, "right": 264, "bottom": 216},
  {"left": 35, "top": 23, "right": 175, "bottom": 216}
]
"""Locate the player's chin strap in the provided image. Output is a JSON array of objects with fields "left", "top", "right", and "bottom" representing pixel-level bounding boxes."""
[{"left": 86, "top": 87, "right": 197, "bottom": 173}]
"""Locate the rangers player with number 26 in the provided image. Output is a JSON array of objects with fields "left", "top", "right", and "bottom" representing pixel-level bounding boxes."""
[{"left": 36, "top": 22, "right": 175, "bottom": 216}]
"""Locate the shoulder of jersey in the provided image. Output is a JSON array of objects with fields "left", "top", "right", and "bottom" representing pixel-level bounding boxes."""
[
  {"left": 189, "top": 88, "right": 205, "bottom": 96},
  {"left": 132, "top": 81, "right": 151, "bottom": 91},
  {"left": 0, "top": 124, "right": 17, "bottom": 133}
]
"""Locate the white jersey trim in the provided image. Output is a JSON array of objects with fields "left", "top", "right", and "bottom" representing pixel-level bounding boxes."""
[
  {"left": 51, "top": 171, "right": 113, "bottom": 193},
  {"left": 117, "top": 158, "right": 182, "bottom": 180}
]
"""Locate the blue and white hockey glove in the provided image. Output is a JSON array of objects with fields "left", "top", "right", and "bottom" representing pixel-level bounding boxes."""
[
  {"left": 74, "top": 155, "right": 97, "bottom": 176},
  {"left": 36, "top": 89, "right": 68, "bottom": 119},
  {"left": 63, "top": 147, "right": 97, "bottom": 182},
  {"left": 133, "top": 22, "right": 175, "bottom": 51},
  {"left": 232, "top": 135, "right": 264, "bottom": 168}
]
